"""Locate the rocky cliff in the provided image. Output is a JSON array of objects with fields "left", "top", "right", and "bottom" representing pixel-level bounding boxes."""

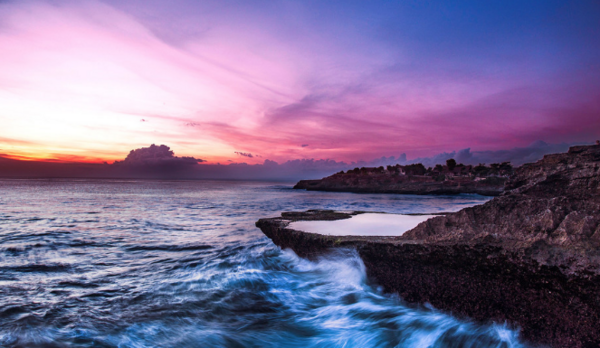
[
  {"left": 256, "top": 144, "right": 600, "bottom": 348},
  {"left": 294, "top": 171, "right": 507, "bottom": 196},
  {"left": 405, "top": 144, "right": 600, "bottom": 274}
]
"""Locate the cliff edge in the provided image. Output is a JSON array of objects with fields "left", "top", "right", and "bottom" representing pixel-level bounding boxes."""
[
  {"left": 256, "top": 144, "right": 600, "bottom": 348},
  {"left": 293, "top": 163, "right": 511, "bottom": 196},
  {"left": 405, "top": 144, "right": 600, "bottom": 274}
]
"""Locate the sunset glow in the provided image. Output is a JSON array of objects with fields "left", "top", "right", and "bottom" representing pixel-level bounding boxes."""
[{"left": 1, "top": 0, "right": 599, "bottom": 165}]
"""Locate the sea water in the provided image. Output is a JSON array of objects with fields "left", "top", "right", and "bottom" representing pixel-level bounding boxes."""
[{"left": 0, "top": 179, "right": 525, "bottom": 347}]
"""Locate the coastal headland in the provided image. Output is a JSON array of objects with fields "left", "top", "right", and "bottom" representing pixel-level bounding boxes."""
[
  {"left": 294, "top": 161, "right": 513, "bottom": 196},
  {"left": 256, "top": 144, "right": 600, "bottom": 348}
]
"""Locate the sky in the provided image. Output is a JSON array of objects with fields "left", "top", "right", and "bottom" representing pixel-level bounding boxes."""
[{"left": 0, "top": 0, "right": 599, "bottom": 166}]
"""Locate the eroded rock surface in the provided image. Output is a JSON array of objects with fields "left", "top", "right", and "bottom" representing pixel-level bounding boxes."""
[
  {"left": 294, "top": 171, "right": 506, "bottom": 196},
  {"left": 405, "top": 144, "right": 600, "bottom": 275},
  {"left": 256, "top": 145, "right": 600, "bottom": 348}
]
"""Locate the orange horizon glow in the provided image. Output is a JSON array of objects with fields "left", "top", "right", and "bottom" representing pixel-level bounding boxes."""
[
  {"left": 0, "top": 152, "right": 112, "bottom": 164},
  {"left": 0, "top": 150, "right": 239, "bottom": 166},
  {"left": 1, "top": 1, "right": 599, "bottom": 166}
]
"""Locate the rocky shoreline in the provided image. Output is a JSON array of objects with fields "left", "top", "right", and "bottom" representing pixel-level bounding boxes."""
[
  {"left": 256, "top": 144, "right": 600, "bottom": 348},
  {"left": 294, "top": 178, "right": 506, "bottom": 196},
  {"left": 294, "top": 162, "right": 512, "bottom": 196}
]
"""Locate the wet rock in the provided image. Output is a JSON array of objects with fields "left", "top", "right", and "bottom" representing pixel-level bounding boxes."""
[{"left": 256, "top": 144, "right": 600, "bottom": 348}]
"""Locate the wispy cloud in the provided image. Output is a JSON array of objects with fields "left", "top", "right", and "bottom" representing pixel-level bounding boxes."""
[
  {"left": 0, "top": 0, "right": 598, "bottom": 164},
  {"left": 234, "top": 151, "right": 254, "bottom": 158}
]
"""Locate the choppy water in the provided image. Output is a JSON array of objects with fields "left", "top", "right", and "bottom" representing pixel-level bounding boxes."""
[{"left": 0, "top": 179, "right": 525, "bottom": 347}]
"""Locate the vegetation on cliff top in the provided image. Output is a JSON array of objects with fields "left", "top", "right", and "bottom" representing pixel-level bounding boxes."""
[{"left": 337, "top": 160, "right": 514, "bottom": 178}]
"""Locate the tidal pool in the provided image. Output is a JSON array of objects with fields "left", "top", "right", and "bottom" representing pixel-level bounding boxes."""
[{"left": 288, "top": 213, "right": 438, "bottom": 236}]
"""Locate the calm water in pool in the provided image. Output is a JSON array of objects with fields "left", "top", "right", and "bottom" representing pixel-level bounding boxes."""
[{"left": 289, "top": 213, "right": 438, "bottom": 236}]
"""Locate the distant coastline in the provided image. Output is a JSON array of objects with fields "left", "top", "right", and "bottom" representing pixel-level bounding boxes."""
[
  {"left": 0, "top": 142, "right": 584, "bottom": 183},
  {"left": 294, "top": 161, "right": 513, "bottom": 196}
]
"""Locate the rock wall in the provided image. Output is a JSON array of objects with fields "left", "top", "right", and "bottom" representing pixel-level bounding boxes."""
[
  {"left": 404, "top": 144, "right": 600, "bottom": 274},
  {"left": 257, "top": 145, "right": 600, "bottom": 347},
  {"left": 294, "top": 174, "right": 505, "bottom": 196}
]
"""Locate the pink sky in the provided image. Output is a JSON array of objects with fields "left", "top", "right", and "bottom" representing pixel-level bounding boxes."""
[{"left": 0, "top": 0, "right": 599, "bottom": 164}]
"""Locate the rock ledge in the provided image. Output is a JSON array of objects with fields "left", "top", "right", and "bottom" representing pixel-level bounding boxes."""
[{"left": 256, "top": 145, "right": 600, "bottom": 348}]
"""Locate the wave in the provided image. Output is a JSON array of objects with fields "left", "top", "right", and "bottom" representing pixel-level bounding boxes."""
[{"left": 0, "top": 179, "right": 522, "bottom": 348}]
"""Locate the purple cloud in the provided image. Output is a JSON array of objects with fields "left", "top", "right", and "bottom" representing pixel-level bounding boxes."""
[
  {"left": 114, "top": 144, "right": 204, "bottom": 167},
  {"left": 0, "top": 141, "right": 592, "bottom": 181},
  {"left": 234, "top": 151, "right": 254, "bottom": 158}
]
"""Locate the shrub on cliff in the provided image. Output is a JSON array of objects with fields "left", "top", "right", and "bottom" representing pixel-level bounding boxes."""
[
  {"left": 404, "top": 163, "right": 426, "bottom": 175},
  {"left": 446, "top": 159, "right": 457, "bottom": 171},
  {"left": 473, "top": 163, "right": 489, "bottom": 176},
  {"left": 499, "top": 162, "right": 513, "bottom": 175}
]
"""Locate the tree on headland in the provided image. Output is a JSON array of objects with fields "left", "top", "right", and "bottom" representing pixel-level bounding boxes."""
[
  {"left": 336, "top": 160, "right": 512, "bottom": 178},
  {"left": 446, "top": 158, "right": 457, "bottom": 171},
  {"left": 404, "top": 163, "right": 426, "bottom": 175},
  {"left": 473, "top": 163, "right": 489, "bottom": 176},
  {"left": 499, "top": 162, "right": 513, "bottom": 174}
]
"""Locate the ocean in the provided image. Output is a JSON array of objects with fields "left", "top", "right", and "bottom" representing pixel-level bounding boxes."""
[{"left": 0, "top": 179, "right": 525, "bottom": 347}]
